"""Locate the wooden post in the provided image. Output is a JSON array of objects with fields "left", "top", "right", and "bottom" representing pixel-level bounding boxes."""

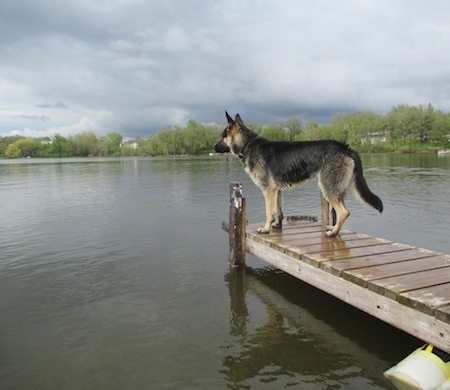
[
  {"left": 320, "top": 194, "right": 336, "bottom": 226},
  {"left": 228, "top": 182, "right": 246, "bottom": 267}
]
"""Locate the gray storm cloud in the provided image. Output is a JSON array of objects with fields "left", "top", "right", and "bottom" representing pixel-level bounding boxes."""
[{"left": 1, "top": 0, "right": 450, "bottom": 138}]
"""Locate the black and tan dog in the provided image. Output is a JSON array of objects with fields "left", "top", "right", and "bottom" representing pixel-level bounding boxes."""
[{"left": 215, "top": 112, "right": 383, "bottom": 236}]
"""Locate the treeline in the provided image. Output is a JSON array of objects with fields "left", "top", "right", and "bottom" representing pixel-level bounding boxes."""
[
  {"left": 139, "top": 119, "right": 220, "bottom": 156},
  {"left": 1, "top": 104, "right": 450, "bottom": 158},
  {"left": 0, "top": 131, "right": 127, "bottom": 158}
]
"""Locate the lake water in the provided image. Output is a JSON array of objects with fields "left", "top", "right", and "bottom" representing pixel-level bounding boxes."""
[{"left": 1, "top": 154, "right": 449, "bottom": 389}]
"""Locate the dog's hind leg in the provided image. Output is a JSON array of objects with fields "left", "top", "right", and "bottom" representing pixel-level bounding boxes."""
[
  {"left": 318, "top": 159, "right": 353, "bottom": 237},
  {"left": 272, "top": 190, "right": 283, "bottom": 229},
  {"left": 257, "top": 188, "right": 277, "bottom": 234},
  {"left": 325, "top": 197, "right": 350, "bottom": 237}
]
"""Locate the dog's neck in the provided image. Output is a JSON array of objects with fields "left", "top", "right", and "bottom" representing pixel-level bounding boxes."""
[
  {"left": 238, "top": 141, "right": 250, "bottom": 159},
  {"left": 237, "top": 132, "right": 258, "bottom": 160}
]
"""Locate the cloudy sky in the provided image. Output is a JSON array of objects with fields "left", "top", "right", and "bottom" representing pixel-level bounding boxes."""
[{"left": 1, "top": 0, "right": 450, "bottom": 139}]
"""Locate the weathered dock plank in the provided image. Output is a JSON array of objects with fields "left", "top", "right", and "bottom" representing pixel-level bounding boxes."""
[
  {"left": 346, "top": 254, "right": 450, "bottom": 288},
  {"left": 437, "top": 305, "right": 450, "bottom": 323},
  {"left": 324, "top": 248, "right": 439, "bottom": 278},
  {"left": 399, "top": 283, "right": 450, "bottom": 316},
  {"left": 368, "top": 266, "right": 450, "bottom": 300}
]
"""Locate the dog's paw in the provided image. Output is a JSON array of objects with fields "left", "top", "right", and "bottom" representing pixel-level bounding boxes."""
[
  {"left": 257, "top": 227, "right": 270, "bottom": 234},
  {"left": 271, "top": 222, "right": 282, "bottom": 230},
  {"left": 324, "top": 225, "right": 338, "bottom": 237}
]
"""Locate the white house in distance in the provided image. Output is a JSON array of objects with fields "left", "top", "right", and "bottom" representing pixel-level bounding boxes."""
[{"left": 121, "top": 139, "right": 138, "bottom": 149}]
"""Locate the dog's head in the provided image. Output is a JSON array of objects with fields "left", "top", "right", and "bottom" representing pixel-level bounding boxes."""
[{"left": 214, "top": 112, "right": 246, "bottom": 155}]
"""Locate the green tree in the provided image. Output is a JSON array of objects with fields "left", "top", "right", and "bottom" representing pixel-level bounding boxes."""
[
  {"left": 303, "top": 123, "right": 334, "bottom": 140},
  {"left": 260, "top": 125, "right": 289, "bottom": 141},
  {"left": 141, "top": 121, "right": 223, "bottom": 156},
  {"left": 0, "top": 136, "right": 24, "bottom": 156},
  {"left": 386, "top": 104, "right": 435, "bottom": 143},
  {"left": 103, "top": 132, "right": 123, "bottom": 156},
  {"left": 154, "top": 129, "right": 175, "bottom": 155},
  {"left": 15, "top": 138, "right": 42, "bottom": 157},
  {"left": 332, "top": 111, "right": 384, "bottom": 145},
  {"left": 283, "top": 117, "right": 303, "bottom": 141},
  {"left": 4, "top": 143, "right": 21, "bottom": 158},
  {"left": 72, "top": 131, "right": 99, "bottom": 156},
  {"left": 428, "top": 110, "right": 450, "bottom": 145},
  {"left": 51, "top": 134, "right": 71, "bottom": 157},
  {"left": 185, "top": 121, "right": 222, "bottom": 153},
  {"left": 184, "top": 120, "right": 206, "bottom": 154},
  {"left": 302, "top": 122, "right": 321, "bottom": 140}
]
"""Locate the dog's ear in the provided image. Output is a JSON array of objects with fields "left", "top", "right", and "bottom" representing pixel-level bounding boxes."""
[
  {"left": 225, "top": 111, "right": 234, "bottom": 125},
  {"left": 235, "top": 114, "right": 244, "bottom": 125}
]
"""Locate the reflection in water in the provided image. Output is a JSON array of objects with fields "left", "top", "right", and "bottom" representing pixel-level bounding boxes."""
[
  {"left": 226, "top": 267, "right": 250, "bottom": 338},
  {"left": 222, "top": 266, "right": 412, "bottom": 389}
]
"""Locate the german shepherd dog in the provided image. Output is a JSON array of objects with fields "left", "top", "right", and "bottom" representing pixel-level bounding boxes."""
[{"left": 215, "top": 112, "right": 383, "bottom": 236}]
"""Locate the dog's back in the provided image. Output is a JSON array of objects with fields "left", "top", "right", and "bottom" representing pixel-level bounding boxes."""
[{"left": 243, "top": 138, "right": 353, "bottom": 188}]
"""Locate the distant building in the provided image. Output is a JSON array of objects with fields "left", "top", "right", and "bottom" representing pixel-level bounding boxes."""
[
  {"left": 360, "top": 131, "right": 388, "bottom": 144},
  {"left": 121, "top": 141, "right": 138, "bottom": 149}
]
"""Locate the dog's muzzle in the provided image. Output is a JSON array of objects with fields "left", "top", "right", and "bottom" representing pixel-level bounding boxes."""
[{"left": 214, "top": 141, "right": 230, "bottom": 153}]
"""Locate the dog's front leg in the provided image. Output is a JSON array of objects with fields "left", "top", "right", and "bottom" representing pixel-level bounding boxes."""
[
  {"left": 257, "top": 188, "right": 277, "bottom": 234},
  {"left": 272, "top": 190, "right": 283, "bottom": 229}
]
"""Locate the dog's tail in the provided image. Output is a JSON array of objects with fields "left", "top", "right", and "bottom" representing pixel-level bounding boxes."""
[{"left": 351, "top": 151, "right": 383, "bottom": 213}]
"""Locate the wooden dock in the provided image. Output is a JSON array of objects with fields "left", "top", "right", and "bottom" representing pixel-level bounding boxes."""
[{"left": 223, "top": 182, "right": 450, "bottom": 354}]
